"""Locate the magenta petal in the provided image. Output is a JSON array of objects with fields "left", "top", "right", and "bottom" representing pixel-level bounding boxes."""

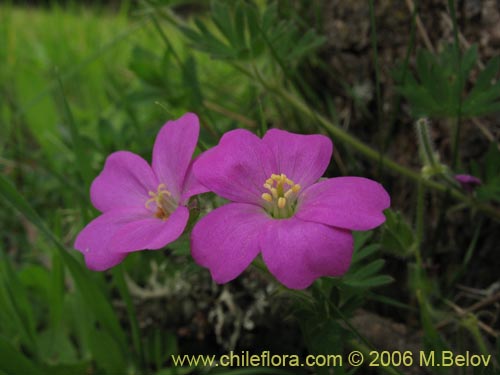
[
  {"left": 180, "top": 157, "right": 210, "bottom": 204},
  {"left": 74, "top": 209, "right": 146, "bottom": 270},
  {"left": 263, "top": 129, "right": 333, "bottom": 188},
  {"left": 194, "top": 129, "right": 276, "bottom": 204},
  {"left": 90, "top": 151, "right": 158, "bottom": 212},
  {"left": 191, "top": 203, "right": 269, "bottom": 283},
  {"left": 455, "top": 174, "right": 482, "bottom": 192},
  {"left": 261, "top": 218, "right": 353, "bottom": 289},
  {"left": 296, "top": 177, "right": 390, "bottom": 230},
  {"left": 109, "top": 206, "right": 189, "bottom": 254},
  {"left": 152, "top": 113, "right": 200, "bottom": 201}
]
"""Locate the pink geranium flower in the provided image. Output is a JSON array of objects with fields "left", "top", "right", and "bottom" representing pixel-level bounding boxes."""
[
  {"left": 74, "top": 113, "right": 207, "bottom": 270},
  {"left": 191, "top": 129, "right": 390, "bottom": 289}
]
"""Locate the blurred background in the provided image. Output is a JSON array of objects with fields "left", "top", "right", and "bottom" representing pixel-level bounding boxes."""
[{"left": 1, "top": 0, "right": 500, "bottom": 374}]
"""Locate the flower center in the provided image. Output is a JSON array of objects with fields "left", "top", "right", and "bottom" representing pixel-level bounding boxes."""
[
  {"left": 145, "top": 183, "right": 177, "bottom": 220},
  {"left": 261, "top": 173, "right": 301, "bottom": 218}
]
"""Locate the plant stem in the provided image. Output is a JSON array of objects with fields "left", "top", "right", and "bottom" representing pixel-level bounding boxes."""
[
  {"left": 271, "top": 84, "right": 500, "bottom": 221},
  {"left": 415, "top": 178, "right": 425, "bottom": 267},
  {"left": 369, "top": 0, "right": 382, "bottom": 132},
  {"left": 448, "top": 0, "right": 463, "bottom": 169},
  {"left": 156, "top": 5, "right": 500, "bottom": 222}
]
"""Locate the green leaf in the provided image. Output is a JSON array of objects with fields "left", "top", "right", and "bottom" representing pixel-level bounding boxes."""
[
  {"left": 37, "top": 328, "right": 78, "bottom": 364},
  {"left": 345, "top": 259, "right": 385, "bottom": 281},
  {"left": 0, "top": 174, "right": 128, "bottom": 361},
  {"left": 344, "top": 275, "right": 394, "bottom": 288},
  {"left": 0, "top": 335, "right": 44, "bottom": 375},
  {"left": 380, "top": 210, "right": 415, "bottom": 257},
  {"left": 0, "top": 254, "right": 38, "bottom": 356},
  {"left": 89, "top": 330, "right": 127, "bottom": 375},
  {"left": 57, "top": 77, "right": 94, "bottom": 190},
  {"left": 129, "top": 46, "right": 162, "bottom": 86},
  {"left": 416, "top": 290, "right": 449, "bottom": 356},
  {"left": 351, "top": 243, "right": 380, "bottom": 264},
  {"left": 469, "top": 56, "right": 499, "bottom": 96},
  {"left": 211, "top": 1, "right": 237, "bottom": 47},
  {"left": 181, "top": 55, "right": 203, "bottom": 107},
  {"left": 460, "top": 44, "right": 478, "bottom": 85},
  {"left": 396, "top": 44, "right": 500, "bottom": 118}
]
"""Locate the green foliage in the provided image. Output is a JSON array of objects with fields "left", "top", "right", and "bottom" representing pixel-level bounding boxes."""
[
  {"left": 397, "top": 44, "right": 500, "bottom": 118},
  {"left": 179, "top": 1, "right": 325, "bottom": 65},
  {"left": 380, "top": 210, "right": 415, "bottom": 258},
  {"left": 473, "top": 144, "right": 500, "bottom": 203},
  {"left": 1, "top": 1, "right": 499, "bottom": 374},
  {"left": 342, "top": 232, "right": 394, "bottom": 290}
]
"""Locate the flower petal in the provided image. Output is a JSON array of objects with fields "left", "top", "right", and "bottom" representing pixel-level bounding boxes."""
[
  {"left": 74, "top": 208, "right": 148, "bottom": 270},
  {"left": 261, "top": 218, "right": 353, "bottom": 289},
  {"left": 296, "top": 177, "right": 390, "bottom": 230},
  {"left": 191, "top": 203, "right": 269, "bottom": 283},
  {"left": 180, "top": 157, "right": 210, "bottom": 204},
  {"left": 194, "top": 129, "right": 276, "bottom": 205},
  {"left": 109, "top": 206, "right": 190, "bottom": 254},
  {"left": 152, "top": 113, "right": 200, "bottom": 201},
  {"left": 263, "top": 128, "right": 333, "bottom": 188},
  {"left": 91, "top": 151, "right": 158, "bottom": 212}
]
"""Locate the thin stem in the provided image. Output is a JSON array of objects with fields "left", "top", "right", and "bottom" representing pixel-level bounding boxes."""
[
  {"left": 448, "top": 0, "right": 463, "bottom": 169},
  {"left": 369, "top": 0, "right": 382, "bottom": 132},
  {"left": 156, "top": 5, "right": 500, "bottom": 222},
  {"left": 415, "top": 178, "right": 425, "bottom": 267},
  {"left": 415, "top": 118, "right": 438, "bottom": 168},
  {"left": 269, "top": 84, "right": 500, "bottom": 221}
]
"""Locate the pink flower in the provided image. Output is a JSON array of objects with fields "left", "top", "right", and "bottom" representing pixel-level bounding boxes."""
[
  {"left": 191, "top": 129, "right": 390, "bottom": 289},
  {"left": 74, "top": 113, "right": 207, "bottom": 270},
  {"left": 455, "top": 174, "right": 482, "bottom": 192}
]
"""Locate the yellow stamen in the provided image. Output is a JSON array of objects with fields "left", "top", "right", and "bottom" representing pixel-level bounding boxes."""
[
  {"left": 261, "top": 173, "right": 301, "bottom": 218},
  {"left": 277, "top": 197, "right": 286, "bottom": 208},
  {"left": 262, "top": 193, "right": 273, "bottom": 202},
  {"left": 144, "top": 184, "right": 175, "bottom": 220}
]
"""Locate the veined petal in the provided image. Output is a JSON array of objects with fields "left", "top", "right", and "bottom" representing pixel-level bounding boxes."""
[
  {"left": 191, "top": 203, "right": 269, "bottom": 283},
  {"left": 263, "top": 129, "right": 333, "bottom": 188},
  {"left": 91, "top": 151, "right": 158, "bottom": 212},
  {"left": 74, "top": 208, "right": 148, "bottom": 270},
  {"left": 296, "top": 177, "right": 390, "bottom": 230},
  {"left": 194, "top": 129, "right": 276, "bottom": 205},
  {"left": 180, "top": 157, "right": 210, "bottom": 204},
  {"left": 261, "top": 218, "right": 353, "bottom": 289},
  {"left": 109, "top": 206, "right": 190, "bottom": 254},
  {"left": 152, "top": 113, "right": 200, "bottom": 201}
]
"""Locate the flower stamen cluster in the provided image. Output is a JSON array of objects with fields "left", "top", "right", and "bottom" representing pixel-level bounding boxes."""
[
  {"left": 145, "top": 183, "right": 177, "bottom": 220},
  {"left": 261, "top": 173, "right": 301, "bottom": 218}
]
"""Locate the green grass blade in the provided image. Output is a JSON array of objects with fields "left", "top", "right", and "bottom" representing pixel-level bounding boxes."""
[
  {"left": 113, "top": 265, "right": 144, "bottom": 367},
  {"left": 0, "top": 336, "right": 45, "bottom": 375},
  {"left": 0, "top": 174, "right": 128, "bottom": 359},
  {"left": 56, "top": 76, "right": 93, "bottom": 190},
  {"left": 0, "top": 259, "right": 38, "bottom": 357}
]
